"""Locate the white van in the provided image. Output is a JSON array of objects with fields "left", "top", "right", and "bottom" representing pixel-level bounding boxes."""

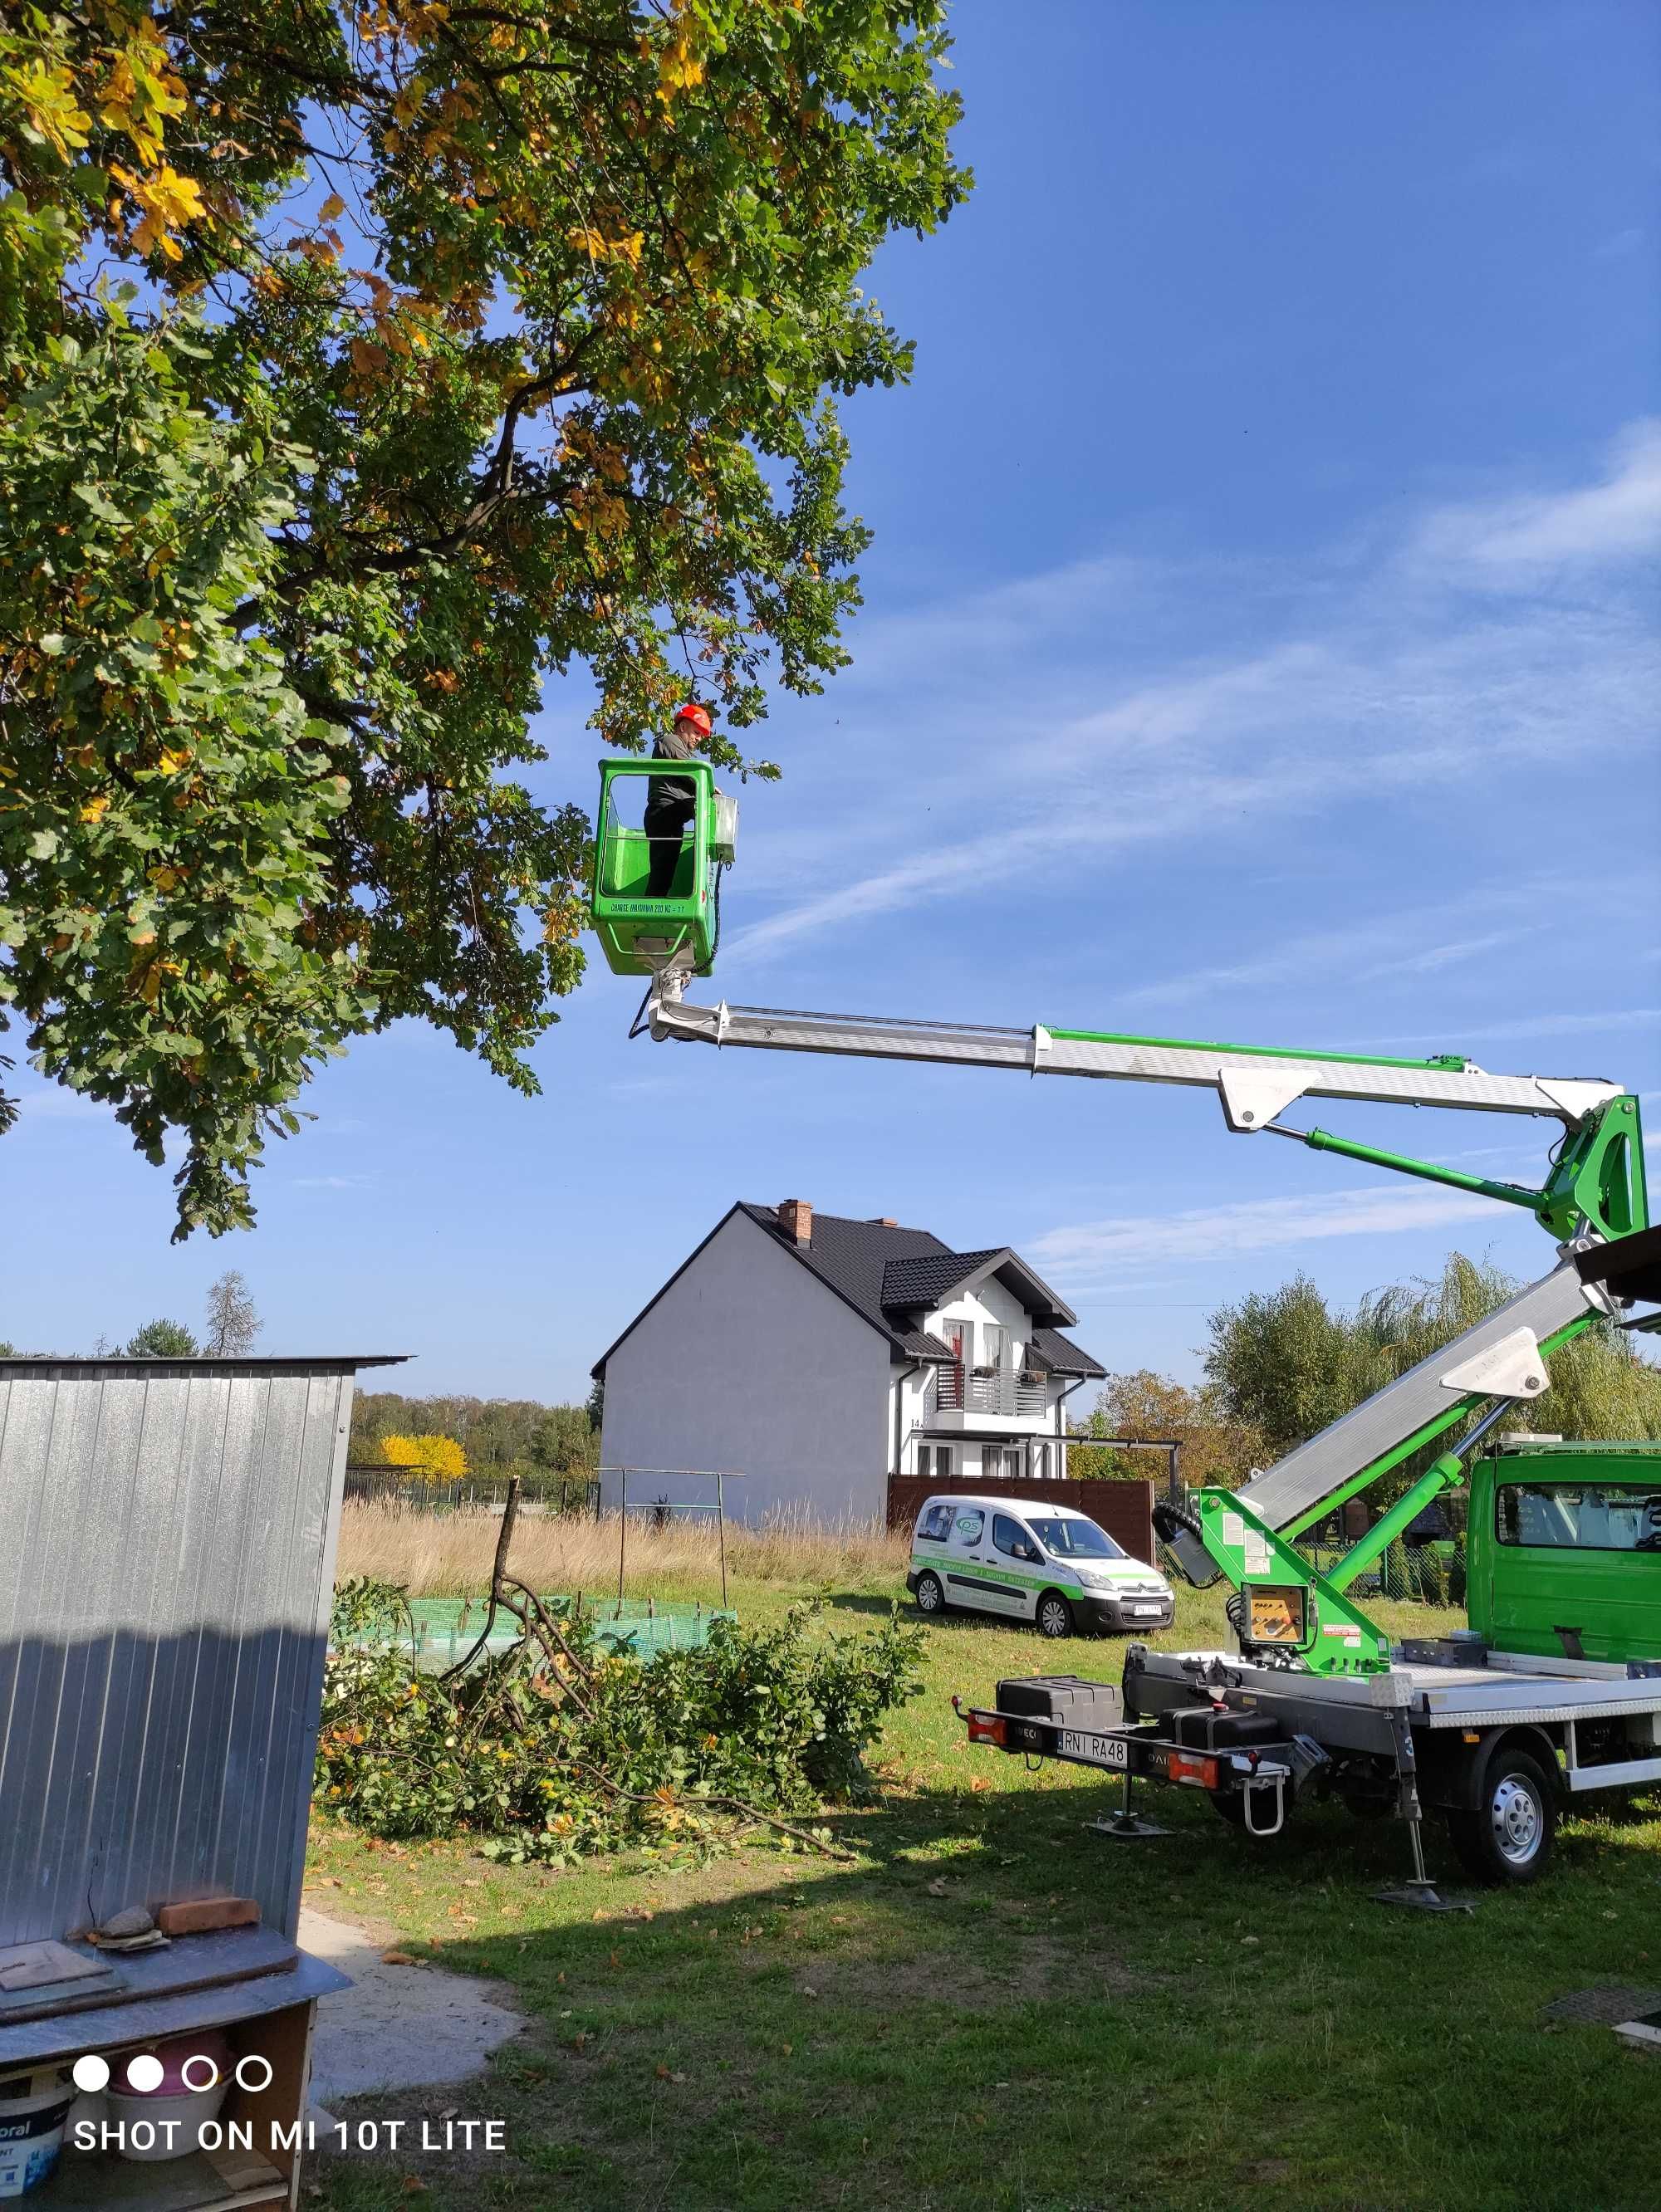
[{"left": 905, "top": 1494, "right": 1174, "bottom": 1639}]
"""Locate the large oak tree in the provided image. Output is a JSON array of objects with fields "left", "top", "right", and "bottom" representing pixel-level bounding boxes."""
[{"left": 0, "top": 0, "right": 966, "bottom": 1232}]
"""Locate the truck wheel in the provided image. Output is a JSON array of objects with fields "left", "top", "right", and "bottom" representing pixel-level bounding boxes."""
[
  {"left": 914, "top": 1571, "right": 945, "bottom": 1617},
  {"left": 1036, "top": 1592, "right": 1074, "bottom": 1640},
  {"left": 1445, "top": 1745, "right": 1556, "bottom": 1885}
]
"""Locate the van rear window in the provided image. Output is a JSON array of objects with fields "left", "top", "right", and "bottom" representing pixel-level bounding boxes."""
[
  {"left": 915, "top": 1503, "right": 954, "bottom": 1543},
  {"left": 1496, "top": 1484, "right": 1661, "bottom": 1553}
]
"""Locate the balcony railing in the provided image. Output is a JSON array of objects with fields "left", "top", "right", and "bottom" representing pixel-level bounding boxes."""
[{"left": 933, "top": 1365, "right": 1049, "bottom": 1418}]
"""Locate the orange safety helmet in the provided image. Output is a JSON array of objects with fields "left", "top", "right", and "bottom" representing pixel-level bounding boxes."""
[{"left": 673, "top": 700, "right": 713, "bottom": 737}]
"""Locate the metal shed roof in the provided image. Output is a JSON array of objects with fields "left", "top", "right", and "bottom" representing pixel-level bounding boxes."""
[{"left": 0, "top": 1355, "right": 409, "bottom": 1375}]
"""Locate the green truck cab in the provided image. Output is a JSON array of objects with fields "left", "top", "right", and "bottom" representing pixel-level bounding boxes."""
[{"left": 1466, "top": 1439, "right": 1661, "bottom": 1665}]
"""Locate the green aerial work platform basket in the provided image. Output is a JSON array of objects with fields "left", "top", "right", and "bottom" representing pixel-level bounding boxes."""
[{"left": 591, "top": 756, "right": 737, "bottom": 978}]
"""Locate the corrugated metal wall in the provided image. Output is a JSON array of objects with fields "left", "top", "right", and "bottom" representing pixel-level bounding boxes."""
[{"left": 0, "top": 1363, "right": 355, "bottom": 1948}]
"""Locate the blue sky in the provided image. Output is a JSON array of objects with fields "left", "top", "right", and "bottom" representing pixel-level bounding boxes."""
[{"left": 8, "top": 2, "right": 1659, "bottom": 1398}]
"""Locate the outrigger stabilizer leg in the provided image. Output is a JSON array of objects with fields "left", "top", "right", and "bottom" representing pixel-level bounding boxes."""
[
  {"left": 1371, "top": 1705, "right": 1472, "bottom": 1915},
  {"left": 1085, "top": 1768, "right": 1170, "bottom": 1841}
]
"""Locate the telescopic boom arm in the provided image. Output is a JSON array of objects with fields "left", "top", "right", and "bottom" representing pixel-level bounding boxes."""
[
  {"left": 646, "top": 981, "right": 1644, "bottom": 1247},
  {"left": 641, "top": 974, "right": 1648, "bottom": 1655},
  {"left": 601, "top": 769, "right": 1649, "bottom": 1672}
]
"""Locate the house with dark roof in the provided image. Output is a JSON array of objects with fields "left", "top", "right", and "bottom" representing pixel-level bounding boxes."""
[{"left": 591, "top": 1200, "right": 1105, "bottom": 1526}]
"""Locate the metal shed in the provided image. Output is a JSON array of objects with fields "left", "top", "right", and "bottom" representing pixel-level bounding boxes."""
[{"left": 0, "top": 1353, "right": 405, "bottom": 2210}]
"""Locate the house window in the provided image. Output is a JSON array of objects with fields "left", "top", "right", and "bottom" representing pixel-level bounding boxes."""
[
  {"left": 917, "top": 1443, "right": 954, "bottom": 1482},
  {"left": 937, "top": 1318, "right": 968, "bottom": 1363},
  {"left": 978, "top": 1325, "right": 1007, "bottom": 1376},
  {"left": 983, "top": 1446, "right": 1022, "bottom": 1484}
]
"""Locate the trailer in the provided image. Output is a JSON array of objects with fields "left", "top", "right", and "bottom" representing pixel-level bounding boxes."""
[{"left": 957, "top": 1592, "right": 1661, "bottom": 1900}]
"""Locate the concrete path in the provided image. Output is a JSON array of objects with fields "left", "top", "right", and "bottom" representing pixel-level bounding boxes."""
[{"left": 299, "top": 1906, "right": 525, "bottom": 2109}]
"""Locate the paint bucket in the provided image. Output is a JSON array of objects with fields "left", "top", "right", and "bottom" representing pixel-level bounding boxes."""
[
  {"left": 0, "top": 2066, "right": 75, "bottom": 2198},
  {"left": 106, "top": 2032, "right": 231, "bottom": 2163}
]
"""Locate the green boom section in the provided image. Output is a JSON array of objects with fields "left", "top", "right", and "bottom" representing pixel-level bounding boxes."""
[
  {"left": 1291, "top": 1095, "right": 1647, "bottom": 1245},
  {"left": 1192, "top": 1309, "right": 1616, "bottom": 1671},
  {"left": 1189, "top": 1488, "right": 1393, "bottom": 1674}
]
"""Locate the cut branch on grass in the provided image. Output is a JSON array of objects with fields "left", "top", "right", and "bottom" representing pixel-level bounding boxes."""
[{"left": 318, "top": 1562, "right": 924, "bottom": 1868}]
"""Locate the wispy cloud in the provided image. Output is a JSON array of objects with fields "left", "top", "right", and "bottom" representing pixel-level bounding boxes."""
[
  {"left": 1363, "top": 930, "right": 1531, "bottom": 979},
  {"left": 1360, "top": 1008, "right": 1661, "bottom": 1050},
  {"left": 1106, "top": 893, "right": 1551, "bottom": 1016},
  {"left": 1027, "top": 1181, "right": 1501, "bottom": 1289},
  {"left": 1414, "top": 418, "right": 1661, "bottom": 577},
  {"left": 291, "top": 1173, "right": 374, "bottom": 1191},
  {"left": 724, "top": 423, "right": 1660, "bottom": 967}
]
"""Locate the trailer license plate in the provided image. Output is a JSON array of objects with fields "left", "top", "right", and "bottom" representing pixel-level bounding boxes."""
[{"left": 1058, "top": 1730, "right": 1128, "bottom": 1767}]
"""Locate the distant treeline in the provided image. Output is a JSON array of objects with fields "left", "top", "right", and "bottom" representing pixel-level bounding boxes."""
[{"left": 350, "top": 1389, "right": 600, "bottom": 1476}]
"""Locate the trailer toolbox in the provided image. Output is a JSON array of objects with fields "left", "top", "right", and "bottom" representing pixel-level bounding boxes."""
[
  {"left": 1168, "top": 1704, "right": 1285, "bottom": 1753},
  {"left": 995, "top": 1676, "right": 1124, "bottom": 1725}
]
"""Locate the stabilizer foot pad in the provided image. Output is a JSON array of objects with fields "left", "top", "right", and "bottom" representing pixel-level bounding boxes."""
[
  {"left": 1373, "top": 1881, "right": 1474, "bottom": 1915},
  {"left": 1085, "top": 1816, "right": 1170, "bottom": 1840}
]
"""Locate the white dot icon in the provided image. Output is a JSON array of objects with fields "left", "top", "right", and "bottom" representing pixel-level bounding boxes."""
[
  {"left": 125, "top": 2053, "right": 164, "bottom": 2093},
  {"left": 71, "top": 2055, "right": 110, "bottom": 2093}
]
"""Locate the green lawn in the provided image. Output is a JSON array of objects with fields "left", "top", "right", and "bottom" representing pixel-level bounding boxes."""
[{"left": 306, "top": 1569, "right": 1661, "bottom": 2212}]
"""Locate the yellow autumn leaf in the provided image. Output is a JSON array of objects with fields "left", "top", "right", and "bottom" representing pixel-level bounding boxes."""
[
  {"left": 10, "top": 60, "right": 92, "bottom": 162},
  {"left": 98, "top": 36, "right": 184, "bottom": 164},
  {"left": 567, "top": 226, "right": 644, "bottom": 267},
  {"left": 79, "top": 795, "right": 110, "bottom": 824},
  {"left": 111, "top": 162, "right": 206, "bottom": 262},
  {"left": 158, "top": 746, "right": 192, "bottom": 773},
  {"left": 136, "top": 959, "right": 180, "bottom": 1003},
  {"left": 658, "top": 34, "right": 705, "bottom": 99},
  {"left": 318, "top": 191, "right": 346, "bottom": 224}
]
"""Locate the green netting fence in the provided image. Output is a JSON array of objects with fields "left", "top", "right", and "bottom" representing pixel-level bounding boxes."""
[{"left": 346, "top": 1594, "right": 736, "bottom": 1671}]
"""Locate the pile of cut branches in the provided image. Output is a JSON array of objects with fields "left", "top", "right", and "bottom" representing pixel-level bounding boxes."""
[{"left": 316, "top": 1489, "right": 923, "bottom": 1866}]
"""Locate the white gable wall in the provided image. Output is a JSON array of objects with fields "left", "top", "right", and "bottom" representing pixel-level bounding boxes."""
[
  {"left": 599, "top": 1210, "right": 892, "bottom": 1528},
  {"left": 911, "top": 1275, "right": 1082, "bottom": 1482},
  {"left": 932, "top": 1275, "right": 1031, "bottom": 1361}
]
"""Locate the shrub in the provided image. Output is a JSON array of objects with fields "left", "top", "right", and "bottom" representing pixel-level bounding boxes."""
[
  {"left": 316, "top": 1579, "right": 924, "bottom": 1864},
  {"left": 380, "top": 1434, "right": 468, "bottom": 1480}
]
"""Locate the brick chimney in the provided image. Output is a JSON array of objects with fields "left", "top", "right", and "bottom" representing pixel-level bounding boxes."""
[
  {"left": 871, "top": 1216, "right": 898, "bottom": 1227},
  {"left": 777, "top": 1198, "right": 812, "bottom": 1245}
]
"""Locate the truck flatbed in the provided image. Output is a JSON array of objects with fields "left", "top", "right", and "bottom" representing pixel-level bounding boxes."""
[{"left": 961, "top": 1636, "right": 1661, "bottom": 1891}]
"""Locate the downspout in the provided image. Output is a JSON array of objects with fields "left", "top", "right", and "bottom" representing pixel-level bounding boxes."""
[
  {"left": 892, "top": 1361, "right": 924, "bottom": 1480},
  {"left": 1054, "top": 1377, "right": 1088, "bottom": 1477}
]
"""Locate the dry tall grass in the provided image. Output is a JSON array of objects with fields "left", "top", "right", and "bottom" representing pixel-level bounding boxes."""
[{"left": 334, "top": 1499, "right": 911, "bottom": 1600}]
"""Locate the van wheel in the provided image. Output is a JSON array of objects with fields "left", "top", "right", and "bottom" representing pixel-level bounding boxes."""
[
  {"left": 1445, "top": 1745, "right": 1556, "bottom": 1885},
  {"left": 914, "top": 1572, "right": 945, "bottom": 1617},
  {"left": 1036, "top": 1592, "right": 1074, "bottom": 1640}
]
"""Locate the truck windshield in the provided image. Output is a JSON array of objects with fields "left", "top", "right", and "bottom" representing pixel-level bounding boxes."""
[{"left": 1028, "top": 1517, "right": 1124, "bottom": 1561}]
